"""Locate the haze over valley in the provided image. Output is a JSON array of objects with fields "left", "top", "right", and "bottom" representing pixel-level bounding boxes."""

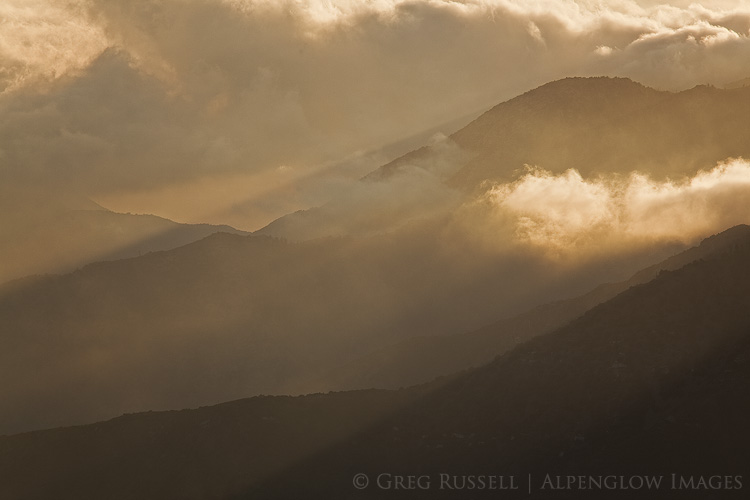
[{"left": 2, "top": 1, "right": 750, "bottom": 499}]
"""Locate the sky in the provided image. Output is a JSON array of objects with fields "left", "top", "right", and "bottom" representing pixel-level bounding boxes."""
[{"left": 2, "top": 0, "right": 750, "bottom": 230}]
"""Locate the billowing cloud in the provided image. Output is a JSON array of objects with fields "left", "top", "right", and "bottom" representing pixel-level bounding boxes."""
[
  {"left": 0, "top": 0, "right": 107, "bottom": 92},
  {"left": 480, "top": 158, "right": 750, "bottom": 254},
  {"left": 2, "top": 0, "right": 750, "bottom": 231}
]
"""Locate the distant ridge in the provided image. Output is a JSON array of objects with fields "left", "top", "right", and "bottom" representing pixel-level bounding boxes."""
[
  {"left": 0, "top": 208, "right": 248, "bottom": 284},
  {"left": 4, "top": 225, "right": 750, "bottom": 499},
  {"left": 307, "top": 225, "right": 750, "bottom": 392},
  {"left": 262, "top": 76, "right": 750, "bottom": 242},
  {"left": 371, "top": 76, "right": 750, "bottom": 187}
]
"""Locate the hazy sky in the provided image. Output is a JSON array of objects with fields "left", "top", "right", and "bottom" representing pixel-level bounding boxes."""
[{"left": 2, "top": 0, "right": 750, "bottom": 229}]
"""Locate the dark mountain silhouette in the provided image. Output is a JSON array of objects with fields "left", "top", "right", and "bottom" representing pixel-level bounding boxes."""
[
  {"left": 378, "top": 76, "right": 750, "bottom": 188},
  {"left": 2, "top": 225, "right": 750, "bottom": 499}
]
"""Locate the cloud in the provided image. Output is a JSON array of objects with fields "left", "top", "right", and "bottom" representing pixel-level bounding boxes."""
[
  {"left": 479, "top": 158, "right": 750, "bottom": 255},
  {"left": 0, "top": 0, "right": 107, "bottom": 92},
  {"left": 2, "top": 0, "right": 750, "bottom": 230},
  {"left": 257, "top": 133, "right": 467, "bottom": 240},
  {"left": 260, "top": 144, "right": 750, "bottom": 269}
]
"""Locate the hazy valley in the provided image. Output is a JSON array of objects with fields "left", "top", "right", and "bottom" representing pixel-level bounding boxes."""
[
  {"left": 7, "top": 77, "right": 750, "bottom": 435},
  {"left": 3, "top": 1, "right": 750, "bottom": 496}
]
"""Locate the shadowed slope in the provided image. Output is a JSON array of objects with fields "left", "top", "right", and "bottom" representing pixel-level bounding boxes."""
[
  {"left": 2, "top": 204, "right": 680, "bottom": 435},
  {"left": 310, "top": 225, "right": 750, "bottom": 391},
  {"left": 3, "top": 227, "right": 750, "bottom": 499},
  {"left": 375, "top": 77, "right": 750, "bottom": 188}
]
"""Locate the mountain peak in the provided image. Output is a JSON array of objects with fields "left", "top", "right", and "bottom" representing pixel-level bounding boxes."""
[
  {"left": 444, "top": 76, "right": 750, "bottom": 188},
  {"left": 520, "top": 75, "right": 645, "bottom": 96},
  {"left": 486, "top": 76, "right": 649, "bottom": 111}
]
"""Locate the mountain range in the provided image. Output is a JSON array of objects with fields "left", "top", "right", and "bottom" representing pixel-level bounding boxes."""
[
  {"left": 1, "top": 77, "right": 750, "bottom": 500},
  {"left": 2, "top": 217, "right": 671, "bottom": 435},
  {"left": 3, "top": 76, "right": 750, "bottom": 438},
  {"left": 0, "top": 192, "right": 247, "bottom": 284},
  {"left": 387, "top": 77, "right": 750, "bottom": 185},
  {"left": 309, "top": 224, "right": 750, "bottom": 392},
  {"left": 2, "top": 224, "right": 749, "bottom": 499},
  {"left": 261, "top": 77, "right": 750, "bottom": 242}
]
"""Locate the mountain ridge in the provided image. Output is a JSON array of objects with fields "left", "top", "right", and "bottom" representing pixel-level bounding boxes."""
[
  {"left": 3, "top": 225, "right": 750, "bottom": 499},
  {"left": 260, "top": 76, "right": 750, "bottom": 243},
  {"left": 308, "top": 226, "right": 750, "bottom": 391},
  {"left": 0, "top": 207, "right": 248, "bottom": 285}
]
